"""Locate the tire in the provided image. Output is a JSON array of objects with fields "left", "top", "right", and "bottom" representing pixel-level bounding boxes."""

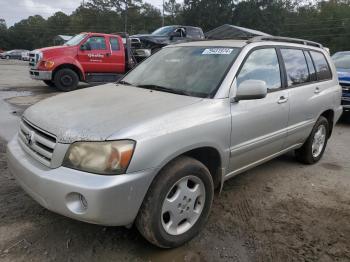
[
  {"left": 295, "top": 116, "right": 329, "bottom": 164},
  {"left": 136, "top": 156, "right": 214, "bottom": 248},
  {"left": 53, "top": 68, "right": 79, "bottom": 92},
  {"left": 5, "top": 55, "right": 10, "bottom": 60},
  {"left": 43, "top": 80, "right": 56, "bottom": 88}
]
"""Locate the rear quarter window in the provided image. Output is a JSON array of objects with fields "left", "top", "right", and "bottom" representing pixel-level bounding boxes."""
[{"left": 310, "top": 51, "right": 332, "bottom": 81}]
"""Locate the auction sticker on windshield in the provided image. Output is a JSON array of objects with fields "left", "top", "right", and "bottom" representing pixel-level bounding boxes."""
[{"left": 202, "top": 48, "right": 234, "bottom": 55}]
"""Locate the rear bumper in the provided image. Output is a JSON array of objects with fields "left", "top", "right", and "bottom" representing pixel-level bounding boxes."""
[
  {"left": 29, "top": 70, "right": 52, "bottom": 80},
  {"left": 7, "top": 136, "right": 156, "bottom": 226}
]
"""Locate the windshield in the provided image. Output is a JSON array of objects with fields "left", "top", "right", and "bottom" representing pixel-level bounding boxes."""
[
  {"left": 152, "top": 26, "right": 176, "bottom": 36},
  {"left": 332, "top": 53, "right": 350, "bottom": 69},
  {"left": 64, "top": 34, "right": 87, "bottom": 46},
  {"left": 122, "top": 46, "right": 241, "bottom": 98}
]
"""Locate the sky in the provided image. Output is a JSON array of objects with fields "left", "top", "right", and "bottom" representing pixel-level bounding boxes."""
[{"left": 0, "top": 0, "right": 174, "bottom": 27}]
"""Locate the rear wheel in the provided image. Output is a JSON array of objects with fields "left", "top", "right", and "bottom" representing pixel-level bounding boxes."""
[
  {"left": 53, "top": 68, "right": 79, "bottom": 92},
  {"left": 136, "top": 156, "right": 214, "bottom": 248},
  {"left": 295, "top": 116, "right": 329, "bottom": 164},
  {"left": 5, "top": 55, "right": 10, "bottom": 60},
  {"left": 43, "top": 80, "right": 56, "bottom": 88}
]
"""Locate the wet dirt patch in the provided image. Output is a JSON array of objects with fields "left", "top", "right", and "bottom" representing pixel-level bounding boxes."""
[
  {"left": 5, "top": 93, "right": 59, "bottom": 107},
  {"left": 321, "top": 162, "right": 343, "bottom": 171}
]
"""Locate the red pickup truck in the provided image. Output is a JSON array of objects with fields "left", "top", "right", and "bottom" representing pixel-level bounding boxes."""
[{"left": 29, "top": 32, "right": 135, "bottom": 91}]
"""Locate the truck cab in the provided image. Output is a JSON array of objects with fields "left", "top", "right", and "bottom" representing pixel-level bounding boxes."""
[
  {"left": 29, "top": 32, "right": 135, "bottom": 91},
  {"left": 130, "top": 25, "right": 205, "bottom": 62}
]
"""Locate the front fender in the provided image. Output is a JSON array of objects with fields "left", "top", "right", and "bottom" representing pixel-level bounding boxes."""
[
  {"left": 109, "top": 99, "right": 232, "bottom": 177},
  {"left": 49, "top": 56, "right": 85, "bottom": 80}
]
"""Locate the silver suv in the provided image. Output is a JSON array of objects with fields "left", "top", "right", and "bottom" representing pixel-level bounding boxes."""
[{"left": 7, "top": 36, "right": 342, "bottom": 248}]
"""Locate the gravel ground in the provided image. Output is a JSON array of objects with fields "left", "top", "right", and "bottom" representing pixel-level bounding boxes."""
[{"left": 0, "top": 60, "right": 350, "bottom": 262}]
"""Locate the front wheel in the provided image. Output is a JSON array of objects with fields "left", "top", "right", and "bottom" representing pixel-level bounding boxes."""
[
  {"left": 136, "top": 156, "right": 214, "bottom": 248},
  {"left": 53, "top": 68, "right": 79, "bottom": 92},
  {"left": 295, "top": 116, "right": 329, "bottom": 164}
]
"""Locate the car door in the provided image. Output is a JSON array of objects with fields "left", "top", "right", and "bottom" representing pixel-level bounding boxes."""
[
  {"left": 77, "top": 35, "right": 111, "bottom": 73},
  {"left": 281, "top": 48, "right": 333, "bottom": 147},
  {"left": 229, "top": 47, "right": 290, "bottom": 173},
  {"left": 106, "top": 36, "right": 125, "bottom": 74}
]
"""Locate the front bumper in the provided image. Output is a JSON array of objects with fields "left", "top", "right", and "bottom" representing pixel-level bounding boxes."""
[
  {"left": 29, "top": 70, "right": 52, "bottom": 80},
  {"left": 7, "top": 136, "right": 156, "bottom": 226},
  {"left": 341, "top": 97, "right": 350, "bottom": 110}
]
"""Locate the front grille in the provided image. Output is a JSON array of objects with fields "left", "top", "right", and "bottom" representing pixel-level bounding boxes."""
[
  {"left": 18, "top": 119, "right": 57, "bottom": 167},
  {"left": 341, "top": 84, "right": 350, "bottom": 97},
  {"left": 29, "top": 52, "right": 39, "bottom": 68}
]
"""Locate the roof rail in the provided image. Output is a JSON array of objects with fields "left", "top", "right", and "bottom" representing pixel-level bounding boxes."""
[{"left": 247, "top": 36, "right": 323, "bottom": 48}]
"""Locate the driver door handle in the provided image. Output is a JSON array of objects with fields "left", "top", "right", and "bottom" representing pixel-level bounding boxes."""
[{"left": 278, "top": 95, "right": 288, "bottom": 104}]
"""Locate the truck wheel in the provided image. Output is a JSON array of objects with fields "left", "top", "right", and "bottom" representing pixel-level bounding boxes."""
[
  {"left": 54, "top": 68, "right": 79, "bottom": 92},
  {"left": 295, "top": 116, "right": 329, "bottom": 164},
  {"left": 136, "top": 156, "right": 214, "bottom": 248},
  {"left": 43, "top": 80, "right": 56, "bottom": 88}
]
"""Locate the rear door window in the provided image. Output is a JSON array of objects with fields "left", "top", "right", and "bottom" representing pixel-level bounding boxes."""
[
  {"left": 237, "top": 48, "right": 281, "bottom": 91},
  {"left": 281, "top": 49, "right": 309, "bottom": 86},
  {"left": 304, "top": 51, "right": 317, "bottom": 81},
  {"left": 310, "top": 51, "right": 332, "bottom": 81},
  {"left": 110, "top": 37, "right": 120, "bottom": 51},
  {"left": 187, "top": 28, "right": 202, "bottom": 39}
]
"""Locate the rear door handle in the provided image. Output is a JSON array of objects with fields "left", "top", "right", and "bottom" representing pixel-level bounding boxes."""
[
  {"left": 315, "top": 87, "right": 320, "bottom": 94},
  {"left": 278, "top": 96, "right": 288, "bottom": 104}
]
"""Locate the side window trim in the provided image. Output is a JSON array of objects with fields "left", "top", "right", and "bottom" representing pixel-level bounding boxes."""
[
  {"left": 235, "top": 46, "right": 284, "bottom": 93},
  {"left": 276, "top": 46, "right": 332, "bottom": 89}
]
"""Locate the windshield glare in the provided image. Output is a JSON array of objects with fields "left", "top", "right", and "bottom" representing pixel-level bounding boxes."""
[
  {"left": 332, "top": 53, "right": 350, "bottom": 69},
  {"left": 122, "top": 46, "right": 240, "bottom": 98},
  {"left": 152, "top": 26, "right": 176, "bottom": 36},
  {"left": 64, "top": 34, "right": 87, "bottom": 46}
]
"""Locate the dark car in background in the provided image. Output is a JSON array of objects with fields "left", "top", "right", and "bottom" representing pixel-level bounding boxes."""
[
  {"left": 0, "top": 49, "right": 29, "bottom": 60},
  {"left": 332, "top": 51, "right": 350, "bottom": 113},
  {"left": 130, "top": 25, "right": 205, "bottom": 61}
]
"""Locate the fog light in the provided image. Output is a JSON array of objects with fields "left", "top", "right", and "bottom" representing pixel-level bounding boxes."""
[{"left": 66, "top": 192, "right": 88, "bottom": 214}]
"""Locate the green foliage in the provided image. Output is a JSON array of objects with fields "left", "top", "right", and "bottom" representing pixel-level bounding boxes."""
[{"left": 1, "top": 0, "right": 350, "bottom": 52}]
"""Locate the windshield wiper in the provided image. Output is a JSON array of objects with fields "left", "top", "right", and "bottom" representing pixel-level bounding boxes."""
[
  {"left": 137, "top": 84, "right": 193, "bottom": 96},
  {"left": 118, "top": 80, "right": 133, "bottom": 86}
]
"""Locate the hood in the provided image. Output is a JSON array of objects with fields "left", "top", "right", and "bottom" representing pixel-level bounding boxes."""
[
  {"left": 131, "top": 34, "right": 170, "bottom": 44},
  {"left": 35, "top": 45, "right": 77, "bottom": 59},
  {"left": 23, "top": 84, "right": 202, "bottom": 143},
  {"left": 336, "top": 67, "right": 350, "bottom": 83}
]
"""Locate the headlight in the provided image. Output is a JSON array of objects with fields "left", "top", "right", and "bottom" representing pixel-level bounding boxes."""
[
  {"left": 63, "top": 140, "right": 135, "bottom": 175},
  {"left": 37, "top": 51, "right": 43, "bottom": 62},
  {"left": 44, "top": 60, "right": 55, "bottom": 69}
]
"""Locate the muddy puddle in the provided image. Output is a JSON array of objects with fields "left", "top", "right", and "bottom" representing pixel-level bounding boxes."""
[
  {"left": 0, "top": 89, "right": 58, "bottom": 142},
  {"left": 0, "top": 90, "right": 31, "bottom": 142}
]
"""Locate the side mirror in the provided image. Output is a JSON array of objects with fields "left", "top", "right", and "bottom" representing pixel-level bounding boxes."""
[
  {"left": 235, "top": 80, "right": 267, "bottom": 101},
  {"left": 80, "top": 43, "right": 91, "bottom": 51}
]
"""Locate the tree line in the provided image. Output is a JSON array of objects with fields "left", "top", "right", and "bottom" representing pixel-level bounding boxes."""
[{"left": 0, "top": 0, "right": 350, "bottom": 53}]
